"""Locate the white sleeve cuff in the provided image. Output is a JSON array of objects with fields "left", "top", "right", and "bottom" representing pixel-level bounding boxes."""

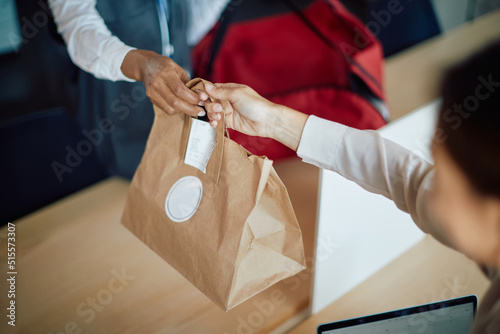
[
  {"left": 84, "top": 39, "right": 137, "bottom": 82},
  {"left": 296, "top": 116, "right": 347, "bottom": 170},
  {"left": 49, "top": 0, "right": 138, "bottom": 82}
]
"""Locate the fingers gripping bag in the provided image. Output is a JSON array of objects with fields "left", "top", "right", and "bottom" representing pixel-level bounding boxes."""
[{"left": 121, "top": 78, "right": 306, "bottom": 311}]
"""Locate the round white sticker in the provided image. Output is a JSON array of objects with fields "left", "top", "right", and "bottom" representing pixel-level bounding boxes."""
[{"left": 165, "top": 176, "right": 203, "bottom": 223}]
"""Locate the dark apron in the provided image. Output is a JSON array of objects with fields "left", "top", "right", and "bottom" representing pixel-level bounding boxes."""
[{"left": 76, "top": 0, "right": 188, "bottom": 179}]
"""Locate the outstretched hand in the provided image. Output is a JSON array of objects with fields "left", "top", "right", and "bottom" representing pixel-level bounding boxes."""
[
  {"left": 121, "top": 50, "right": 208, "bottom": 117},
  {"left": 203, "top": 83, "right": 277, "bottom": 138},
  {"left": 203, "top": 83, "right": 308, "bottom": 151}
]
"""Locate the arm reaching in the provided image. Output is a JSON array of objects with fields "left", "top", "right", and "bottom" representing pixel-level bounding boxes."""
[
  {"left": 204, "top": 83, "right": 308, "bottom": 151},
  {"left": 49, "top": 0, "right": 207, "bottom": 116},
  {"left": 49, "top": 0, "right": 135, "bottom": 82},
  {"left": 204, "top": 82, "right": 455, "bottom": 249}
]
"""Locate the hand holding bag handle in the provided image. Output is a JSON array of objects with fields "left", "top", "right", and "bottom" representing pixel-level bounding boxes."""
[
  {"left": 122, "top": 78, "right": 306, "bottom": 311},
  {"left": 185, "top": 78, "right": 227, "bottom": 184}
]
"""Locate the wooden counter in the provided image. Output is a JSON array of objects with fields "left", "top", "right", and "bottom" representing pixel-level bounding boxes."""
[{"left": 0, "top": 157, "right": 319, "bottom": 334}]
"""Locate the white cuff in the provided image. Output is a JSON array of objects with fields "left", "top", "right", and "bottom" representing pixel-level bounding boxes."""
[
  {"left": 110, "top": 44, "right": 137, "bottom": 82},
  {"left": 89, "top": 41, "right": 137, "bottom": 82},
  {"left": 296, "top": 116, "right": 347, "bottom": 170}
]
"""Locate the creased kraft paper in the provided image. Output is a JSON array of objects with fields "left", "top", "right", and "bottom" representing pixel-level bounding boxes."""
[{"left": 121, "top": 78, "right": 306, "bottom": 311}]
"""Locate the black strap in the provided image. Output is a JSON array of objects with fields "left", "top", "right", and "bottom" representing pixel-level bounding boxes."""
[
  {"left": 168, "top": 0, "right": 191, "bottom": 73},
  {"left": 207, "top": 0, "right": 242, "bottom": 76},
  {"left": 283, "top": 0, "right": 382, "bottom": 92},
  {"left": 283, "top": 0, "right": 389, "bottom": 121},
  {"left": 206, "top": 0, "right": 389, "bottom": 121}
]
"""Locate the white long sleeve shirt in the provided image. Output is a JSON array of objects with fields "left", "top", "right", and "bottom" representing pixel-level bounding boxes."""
[
  {"left": 296, "top": 115, "right": 499, "bottom": 334},
  {"left": 49, "top": 0, "right": 229, "bottom": 82},
  {"left": 296, "top": 115, "right": 453, "bottom": 248}
]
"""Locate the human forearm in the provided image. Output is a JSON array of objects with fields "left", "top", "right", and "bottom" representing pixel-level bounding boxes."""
[
  {"left": 204, "top": 83, "right": 307, "bottom": 150},
  {"left": 120, "top": 49, "right": 151, "bottom": 82},
  {"left": 266, "top": 105, "right": 308, "bottom": 151},
  {"left": 49, "top": 0, "right": 135, "bottom": 82},
  {"left": 296, "top": 116, "right": 455, "bottom": 247}
]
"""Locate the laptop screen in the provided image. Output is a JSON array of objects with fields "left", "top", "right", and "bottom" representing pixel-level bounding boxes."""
[{"left": 318, "top": 295, "right": 477, "bottom": 334}]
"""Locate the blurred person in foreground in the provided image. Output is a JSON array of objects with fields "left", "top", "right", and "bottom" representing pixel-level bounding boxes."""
[
  {"left": 204, "top": 41, "right": 500, "bottom": 333},
  {"left": 49, "top": 0, "right": 228, "bottom": 178}
]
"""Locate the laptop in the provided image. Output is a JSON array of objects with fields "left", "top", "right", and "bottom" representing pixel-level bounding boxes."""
[{"left": 318, "top": 295, "right": 477, "bottom": 334}]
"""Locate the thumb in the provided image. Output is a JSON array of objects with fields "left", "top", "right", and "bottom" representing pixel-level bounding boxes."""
[{"left": 205, "top": 83, "right": 234, "bottom": 101}]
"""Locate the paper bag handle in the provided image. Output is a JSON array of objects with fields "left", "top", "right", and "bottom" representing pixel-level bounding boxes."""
[{"left": 185, "top": 78, "right": 227, "bottom": 184}]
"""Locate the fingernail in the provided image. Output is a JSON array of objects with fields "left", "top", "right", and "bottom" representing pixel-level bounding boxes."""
[
  {"left": 211, "top": 121, "right": 217, "bottom": 127},
  {"left": 198, "top": 111, "right": 205, "bottom": 117},
  {"left": 200, "top": 92, "right": 208, "bottom": 100},
  {"left": 214, "top": 104, "right": 223, "bottom": 112},
  {"left": 205, "top": 83, "right": 214, "bottom": 91}
]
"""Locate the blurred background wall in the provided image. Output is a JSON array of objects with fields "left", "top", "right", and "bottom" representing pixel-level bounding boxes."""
[
  {"left": 0, "top": 0, "right": 79, "bottom": 123},
  {"left": 1, "top": 0, "right": 500, "bottom": 123}
]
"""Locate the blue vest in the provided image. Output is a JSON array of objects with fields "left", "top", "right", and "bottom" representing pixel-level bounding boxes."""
[{"left": 76, "top": 0, "right": 188, "bottom": 178}]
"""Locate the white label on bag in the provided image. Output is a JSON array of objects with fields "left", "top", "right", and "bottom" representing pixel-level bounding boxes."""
[
  {"left": 184, "top": 118, "right": 217, "bottom": 173},
  {"left": 165, "top": 176, "right": 203, "bottom": 223}
]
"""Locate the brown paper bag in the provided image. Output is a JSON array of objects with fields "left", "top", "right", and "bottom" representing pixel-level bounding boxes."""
[{"left": 121, "top": 78, "right": 306, "bottom": 311}]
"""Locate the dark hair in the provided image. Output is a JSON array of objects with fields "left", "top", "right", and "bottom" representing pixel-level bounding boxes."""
[{"left": 438, "top": 40, "right": 500, "bottom": 197}]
